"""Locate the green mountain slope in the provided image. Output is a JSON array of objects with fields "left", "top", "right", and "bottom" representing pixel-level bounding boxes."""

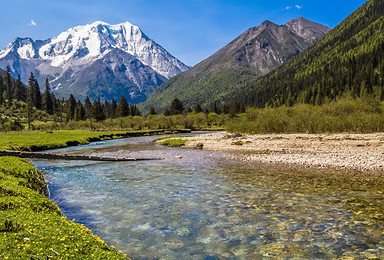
[
  {"left": 140, "top": 18, "right": 330, "bottom": 113},
  {"left": 236, "top": 0, "right": 384, "bottom": 107}
]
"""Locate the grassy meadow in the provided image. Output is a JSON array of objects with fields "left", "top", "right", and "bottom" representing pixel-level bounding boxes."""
[{"left": 0, "top": 156, "right": 127, "bottom": 259}]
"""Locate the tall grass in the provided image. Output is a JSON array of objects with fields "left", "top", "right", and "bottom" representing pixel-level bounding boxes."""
[
  {"left": 227, "top": 97, "right": 384, "bottom": 134},
  {"left": 24, "top": 113, "right": 227, "bottom": 132}
]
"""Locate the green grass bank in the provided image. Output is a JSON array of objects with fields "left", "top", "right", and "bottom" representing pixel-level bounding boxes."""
[
  {"left": 0, "top": 129, "right": 190, "bottom": 151},
  {"left": 0, "top": 156, "right": 127, "bottom": 259}
]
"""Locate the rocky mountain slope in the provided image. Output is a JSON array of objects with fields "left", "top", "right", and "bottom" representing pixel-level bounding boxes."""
[
  {"left": 140, "top": 18, "right": 330, "bottom": 113},
  {"left": 0, "top": 21, "right": 189, "bottom": 103},
  {"left": 234, "top": 0, "right": 384, "bottom": 108}
]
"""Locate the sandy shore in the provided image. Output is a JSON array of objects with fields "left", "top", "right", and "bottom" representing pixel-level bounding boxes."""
[{"left": 184, "top": 132, "right": 384, "bottom": 172}]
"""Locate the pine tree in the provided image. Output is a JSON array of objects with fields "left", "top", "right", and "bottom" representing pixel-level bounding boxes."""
[
  {"left": 116, "top": 96, "right": 129, "bottom": 117},
  {"left": 0, "top": 74, "right": 4, "bottom": 105},
  {"left": 211, "top": 101, "right": 220, "bottom": 114},
  {"left": 170, "top": 98, "right": 184, "bottom": 115},
  {"left": 103, "top": 100, "right": 110, "bottom": 118},
  {"left": 27, "top": 73, "right": 42, "bottom": 109},
  {"left": 194, "top": 104, "right": 203, "bottom": 113},
  {"left": 163, "top": 109, "right": 170, "bottom": 116},
  {"left": 110, "top": 99, "right": 117, "bottom": 119},
  {"left": 13, "top": 75, "right": 25, "bottom": 102},
  {"left": 148, "top": 107, "right": 156, "bottom": 115},
  {"left": 74, "top": 101, "right": 85, "bottom": 121},
  {"left": 91, "top": 97, "right": 105, "bottom": 121},
  {"left": 42, "top": 78, "right": 54, "bottom": 114},
  {"left": 222, "top": 104, "right": 230, "bottom": 114},
  {"left": 84, "top": 96, "right": 92, "bottom": 119},
  {"left": 130, "top": 104, "right": 141, "bottom": 116},
  {"left": 33, "top": 80, "right": 42, "bottom": 109},
  {"left": 65, "top": 94, "right": 77, "bottom": 121},
  {"left": 5, "top": 66, "right": 13, "bottom": 103}
]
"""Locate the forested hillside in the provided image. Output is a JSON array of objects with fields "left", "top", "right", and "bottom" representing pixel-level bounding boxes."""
[
  {"left": 235, "top": 0, "right": 384, "bottom": 107},
  {"left": 141, "top": 18, "right": 329, "bottom": 113}
]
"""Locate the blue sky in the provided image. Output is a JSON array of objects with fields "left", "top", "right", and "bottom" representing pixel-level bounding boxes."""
[{"left": 0, "top": 0, "right": 367, "bottom": 66}]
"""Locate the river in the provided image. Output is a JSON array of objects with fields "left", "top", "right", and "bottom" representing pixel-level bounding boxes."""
[{"left": 32, "top": 133, "right": 384, "bottom": 259}]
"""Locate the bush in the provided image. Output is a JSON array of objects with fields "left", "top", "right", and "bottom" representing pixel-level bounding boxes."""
[{"left": 227, "top": 97, "right": 384, "bottom": 134}]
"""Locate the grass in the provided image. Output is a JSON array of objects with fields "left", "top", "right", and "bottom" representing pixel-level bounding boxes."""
[
  {"left": 0, "top": 129, "right": 183, "bottom": 151},
  {"left": 0, "top": 156, "right": 127, "bottom": 259},
  {"left": 0, "top": 130, "right": 124, "bottom": 151},
  {"left": 227, "top": 97, "right": 384, "bottom": 134},
  {"left": 160, "top": 139, "right": 188, "bottom": 147}
]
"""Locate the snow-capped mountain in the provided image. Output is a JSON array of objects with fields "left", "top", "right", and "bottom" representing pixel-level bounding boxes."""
[{"left": 0, "top": 21, "right": 189, "bottom": 102}]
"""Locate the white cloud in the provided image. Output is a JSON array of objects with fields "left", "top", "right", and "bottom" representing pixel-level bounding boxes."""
[
  {"left": 29, "top": 19, "right": 37, "bottom": 26},
  {"left": 285, "top": 6, "right": 292, "bottom": 10},
  {"left": 295, "top": 5, "right": 303, "bottom": 9}
]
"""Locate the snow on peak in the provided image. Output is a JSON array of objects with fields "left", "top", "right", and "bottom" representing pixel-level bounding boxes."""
[
  {"left": 1, "top": 21, "right": 189, "bottom": 78},
  {"left": 0, "top": 37, "right": 37, "bottom": 60},
  {"left": 37, "top": 20, "right": 147, "bottom": 67}
]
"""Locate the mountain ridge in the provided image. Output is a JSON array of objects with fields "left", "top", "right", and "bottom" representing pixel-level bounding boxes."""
[
  {"left": 233, "top": 0, "right": 384, "bottom": 108},
  {"left": 0, "top": 21, "right": 189, "bottom": 103},
  {"left": 140, "top": 17, "right": 330, "bottom": 113}
]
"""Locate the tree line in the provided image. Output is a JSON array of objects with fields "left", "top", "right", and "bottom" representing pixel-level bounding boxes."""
[
  {"left": 156, "top": 98, "right": 246, "bottom": 117},
  {"left": 232, "top": 0, "right": 384, "bottom": 108},
  {"left": 0, "top": 67, "right": 141, "bottom": 126}
]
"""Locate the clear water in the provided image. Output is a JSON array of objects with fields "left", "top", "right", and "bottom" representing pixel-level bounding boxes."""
[{"left": 33, "top": 135, "right": 384, "bottom": 259}]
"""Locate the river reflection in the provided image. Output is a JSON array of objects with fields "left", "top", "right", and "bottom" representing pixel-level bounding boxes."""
[{"left": 33, "top": 135, "right": 384, "bottom": 259}]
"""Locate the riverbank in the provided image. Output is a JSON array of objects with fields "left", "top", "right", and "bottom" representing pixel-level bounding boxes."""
[
  {"left": 0, "top": 156, "right": 127, "bottom": 259},
  {"left": 184, "top": 132, "right": 384, "bottom": 172},
  {"left": 0, "top": 129, "right": 193, "bottom": 259},
  {"left": 0, "top": 129, "right": 190, "bottom": 151}
]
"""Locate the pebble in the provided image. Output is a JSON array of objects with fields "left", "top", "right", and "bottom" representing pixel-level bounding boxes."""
[{"left": 185, "top": 132, "right": 384, "bottom": 173}]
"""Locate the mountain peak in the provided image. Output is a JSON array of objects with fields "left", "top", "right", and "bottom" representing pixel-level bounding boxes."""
[
  {"left": 34, "top": 21, "right": 188, "bottom": 77},
  {"left": 90, "top": 20, "right": 109, "bottom": 26},
  {"left": 261, "top": 20, "right": 278, "bottom": 27},
  {"left": 0, "top": 20, "right": 189, "bottom": 103},
  {"left": 141, "top": 17, "right": 331, "bottom": 113},
  {"left": 284, "top": 17, "right": 331, "bottom": 43}
]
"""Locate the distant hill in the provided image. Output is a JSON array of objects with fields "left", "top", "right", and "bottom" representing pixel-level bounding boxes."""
[
  {"left": 0, "top": 21, "right": 189, "bottom": 103},
  {"left": 140, "top": 18, "right": 330, "bottom": 113},
  {"left": 234, "top": 0, "right": 384, "bottom": 108}
]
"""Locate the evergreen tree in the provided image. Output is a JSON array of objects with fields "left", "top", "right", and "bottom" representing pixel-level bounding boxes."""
[
  {"left": 210, "top": 101, "right": 220, "bottom": 114},
  {"left": 84, "top": 96, "right": 92, "bottom": 119},
  {"left": 194, "top": 104, "right": 203, "bottom": 113},
  {"left": 130, "top": 104, "right": 141, "bottom": 116},
  {"left": 0, "top": 74, "right": 4, "bottom": 105},
  {"left": 148, "top": 106, "right": 156, "bottom": 115},
  {"left": 103, "top": 100, "right": 110, "bottom": 118},
  {"left": 27, "top": 73, "right": 42, "bottom": 109},
  {"left": 91, "top": 97, "right": 105, "bottom": 121},
  {"left": 163, "top": 109, "right": 170, "bottom": 116},
  {"left": 74, "top": 101, "right": 85, "bottom": 121},
  {"left": 42, "top": 78, "right": 54, "bottom": 114},
  {"left": 33, "top": 80, "right": 42, "bottom": 109},
  {"left": 13, "top": 75, "right": 26, "bottom": 102},
  {"left": 5, "top": 66, "right": 13, "bottom": 103},
  {"left": 65, "top": 94, "right": 77, "bottom": 121},
  {"left": 110, "top": 98, "right": 117, "bottom": 119},
  {"left": 169, "top": 98, "right": 184, "bottom": 115},
  {"left": 116, "top": 95, "right": 129, "bottom": 117},
  {"left": 222, "top": 104, "right": 230, "bottom": 114}
]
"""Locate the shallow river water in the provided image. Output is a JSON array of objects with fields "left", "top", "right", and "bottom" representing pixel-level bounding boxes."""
[{"left": 33, "top": 134, "right": 384, "bottom": 259}]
